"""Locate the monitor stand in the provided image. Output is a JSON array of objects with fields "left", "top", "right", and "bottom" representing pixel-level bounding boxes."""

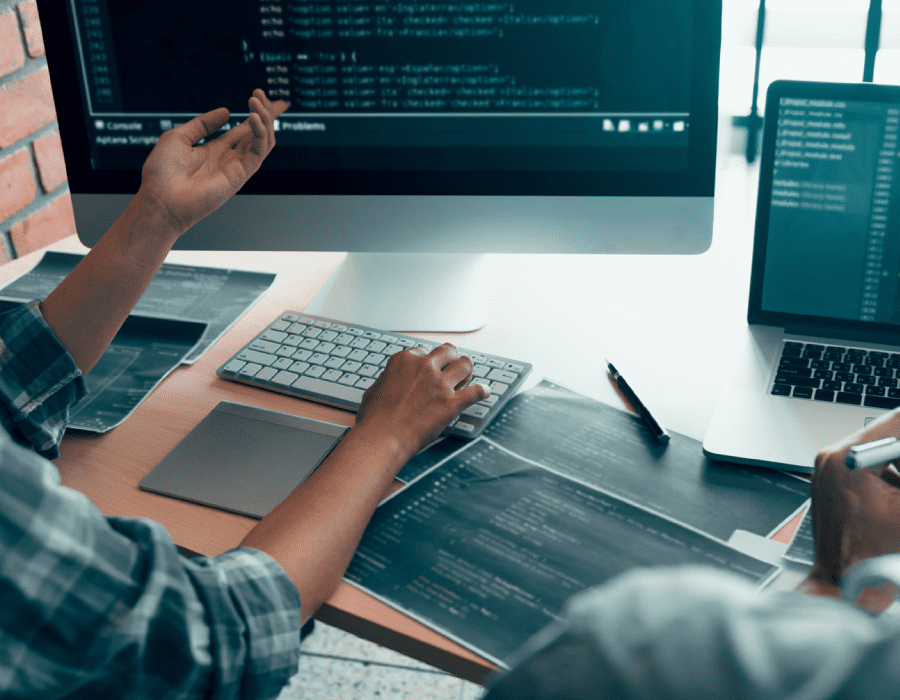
[{"left": 304, "top": 252, "right": 489, "bottom": 333}]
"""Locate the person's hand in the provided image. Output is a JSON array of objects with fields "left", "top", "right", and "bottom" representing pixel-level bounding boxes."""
[
  {"left": 354, "top": 343, "right": 489, "bottom": 461},
  {"left": 806, "top": 410, "right": 900, "bottom": 612},
  {"left": 138, "top": 89, "right": 288, "bottom": 239}
]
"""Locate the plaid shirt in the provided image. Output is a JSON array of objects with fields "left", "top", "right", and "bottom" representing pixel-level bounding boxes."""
[{"left": 0, "top": 301, "right": 303, "bottom": 699}]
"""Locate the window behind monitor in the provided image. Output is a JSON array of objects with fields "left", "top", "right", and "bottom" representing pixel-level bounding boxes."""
[{"left": 38, "top": 0, "right": 721, "bottom": 331}]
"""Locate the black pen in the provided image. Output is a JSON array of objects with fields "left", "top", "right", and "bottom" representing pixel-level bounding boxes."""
[{"left": 606, "top": 359, "right": 671, "bottom": 444}]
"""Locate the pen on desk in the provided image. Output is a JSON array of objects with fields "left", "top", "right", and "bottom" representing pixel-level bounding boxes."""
[
  {"left": 606, "top": 359, "right": 670, "bottom": 445},
  {"left": 846, "top": 436, "right": 900, "bottom": 470}
]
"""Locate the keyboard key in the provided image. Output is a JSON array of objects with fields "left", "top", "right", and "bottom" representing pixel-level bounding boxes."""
[
  {"left": 864, "top": 395, "right": 900, "bottom": 409},
  {"left": 356, "top": 377, "right": 376, "bottom": 390},
  {"left": 318, "top": 330, "right": 338, "bottom": 342},
  {"left": 479, "top": 394, "right": 499, "bottom": 406},
  {"left": 272, "top": 357, "right": 294, "bottom": 370},
  {"left": 359, "top": 364, "right": 379, "bottom": 377},
  {"left": 348, "top": 349, "right": 369, "bottom": 362},
  {"left": 292, "top": 375, "right": 366, "bottom": 404},
  {"left": 272, "top": 371, "right": 299, "bottom": 386},
  {"left": 222, "top": 359, "right": 246, "bottom": 374},
  {"left": 282, "top": 334, "right": 302, "bottom": 347},
  {"left": 867, "top": 386, "right": 886, "bottom": 396},
  {"left": 322, "top": 369, "right": 343, "bottom": 382},
  {"left": 324, "top": 356, "right": 345, "bottom": 369},
  {"left": 813, "top": 389, "right": 835, "bottom": 402},
  {"left": 330, "top": 345, "right": 352, "bottom": 358},
  {"left": 260, "top": 330, "right": 287, "bottom": 343},
  {"left": 250, "top": 339, "right": 281, "bottom": 353},
  {"left": 455, "top": 421, "right": 475, "bottom": 434},
  {"left": 302, "top": 327, "right": 322, "bottom": 338},
  {"left": 774, "top": 375, "right": 819, "bottom": 388},
  {"left": 490, "top": 381, "right": 509, "bottom": 395},
  {"left": 844, "top": 383, "right": 863, "bottom": 394},
  {"left": 792, "top": 386, "right": 814, "bottom": 399},
  {"left": 299, "top": 338, "right": 319, "bottom": 350},
  {"left": 289, "top": 361, "right": 310, "bottom": 374},
  {"left": 275, "top": 346, "right": 295, "bottom": 357},
  {"left": 776, "top": 367, "right": 812, "bottom": 378},
  {"left": 305, "top": 365, "right": 326, "bottom": 378},
  {"left": 338, "top": 373, "right": 360, "bottom": 386},
  {"left": 293, "top": 349, "right": 312, "bottom": 361},
  {"left": 488, "top": 369, "right": 518, "bottom": 383},
  {"left": 341, "top": 360, "right": 362, "bottom": 373},
  {"left": 256, "top": 367, "right": 278, "bottom": 382},
  {"left": 863, "top": 396, "right": 900, "bottom": 409},
  {"left": 462, "top": 404, "right": 490, "bottom": 419},
  {"left": 238, "top": 362, "right": 262, "bottom": 378},
  {"left": 364, "top": 352, "right": 385, "bottom": 366},
  {"left": 309, "top": 353, "right": 329, "bottom": 365},
  {"left": 367, "top": 341, "right": 387, "bottom": 353},
  {"left": 271, "top": 319, "right": 290, "bottom": 331},
  {"left": 237, "top": 349, "right": 277, "bottom": 366},
  {"left": 836, "top": 392, "right": 863, "bottom": 405}
]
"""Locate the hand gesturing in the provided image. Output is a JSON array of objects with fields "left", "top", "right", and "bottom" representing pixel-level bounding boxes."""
[{"left": 139, "top": 89, "right": 289, "bottom": 236}]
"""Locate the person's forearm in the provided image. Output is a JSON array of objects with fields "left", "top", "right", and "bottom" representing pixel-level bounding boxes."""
[
  {"left": 239, "top": 423, "right": 411, "bottom": 623},
  {"left": 41, "top": 189, "right": 184, "bottom": 375}
]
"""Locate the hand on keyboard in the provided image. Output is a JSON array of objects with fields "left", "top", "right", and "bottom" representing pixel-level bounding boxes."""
[
  {"left": 355, "top": 343, "right": 489, "bottom": 460},
  {"left": 217, "top": 311, "right": 532, "bottom": 438}
]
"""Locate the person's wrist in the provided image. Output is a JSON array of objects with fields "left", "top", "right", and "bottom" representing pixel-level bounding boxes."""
[
  {"left": 345, "top": 419, "right": 415, "bottom": 476},
  {"left": 131, "top": 185, "right": 188, "bottom": 245}
]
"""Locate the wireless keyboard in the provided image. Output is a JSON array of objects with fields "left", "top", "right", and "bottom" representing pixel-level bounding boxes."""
[{"left": 217, "top": 311, "right": 532, "bottom": 438}]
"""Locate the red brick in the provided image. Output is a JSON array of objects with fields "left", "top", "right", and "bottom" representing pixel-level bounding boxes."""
[
  {"left": 32, "top": 129, "right": 66, "bottom": 192},
  {"left": 0, "top": 9, "right": 25, "bottom": 78},
  {"left": 17, "top": 1, "right": 43, "bottom": 59},
  {"left": 0, "top": 148, "right": 35, "bottom": 220},
  {"left": 0, "top": 68, "right": 56, "bottom": 148},
  {"left": 10, "top": 192, "right": 76, "bottom": 256}
]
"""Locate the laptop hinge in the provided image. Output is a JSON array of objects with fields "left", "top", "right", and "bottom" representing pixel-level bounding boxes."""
[{"left": 784, "top": 324, "right": 900, "bottom": 348}]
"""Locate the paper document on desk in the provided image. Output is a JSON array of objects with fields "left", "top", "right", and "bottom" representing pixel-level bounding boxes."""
[
  {"left": 346, "top": 381, "right": 804, "bottom": 668},
  {"left": 398, "top": 380, "right": 810, "bottom": 541},
  {"left": 0, "top": 251, "right": 276, "bottom": 364}
]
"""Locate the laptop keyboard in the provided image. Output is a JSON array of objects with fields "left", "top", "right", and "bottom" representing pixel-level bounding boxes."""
[{"left": 772, "top": 341, "right": 900, "bottom": 409}]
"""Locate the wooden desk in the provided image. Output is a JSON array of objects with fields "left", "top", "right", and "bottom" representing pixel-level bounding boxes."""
[{"left": 0, "top": 149, "right": 806, "bottom": 685}]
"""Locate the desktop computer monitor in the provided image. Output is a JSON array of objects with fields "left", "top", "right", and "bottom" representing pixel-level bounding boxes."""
[{"left": 38, "top": 0, "right": 721, "bottom": 331}]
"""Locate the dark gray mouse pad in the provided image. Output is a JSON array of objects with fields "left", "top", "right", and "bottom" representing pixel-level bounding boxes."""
[{"left": 140, "top": 401, "right": 347, "bottom": 518}]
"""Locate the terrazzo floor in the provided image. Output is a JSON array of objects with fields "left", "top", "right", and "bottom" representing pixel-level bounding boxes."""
[{"left": 276, "top": 622, "right": 487, "bottom": 700}]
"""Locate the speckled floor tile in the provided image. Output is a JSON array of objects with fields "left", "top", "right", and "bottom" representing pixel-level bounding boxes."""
[
  {"left": 274, "top": 622, "right": 486, "bottom": 700},
  {"left": 276, "top": 654, "right": 483, "bottom": 700}
]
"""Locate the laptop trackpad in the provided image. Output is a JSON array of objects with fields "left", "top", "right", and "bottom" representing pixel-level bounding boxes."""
[{"left": 702, "top": 389, "right": 880, "bottom": 473}]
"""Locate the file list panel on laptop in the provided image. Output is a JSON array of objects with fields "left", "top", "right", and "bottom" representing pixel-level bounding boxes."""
[{"left": 761, "top": 90, "right": 900, "bottom": 408}]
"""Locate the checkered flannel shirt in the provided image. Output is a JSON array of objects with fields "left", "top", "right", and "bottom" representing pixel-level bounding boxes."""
[{"left": 0, "top": 301, "right": 303, "bottom": 699}]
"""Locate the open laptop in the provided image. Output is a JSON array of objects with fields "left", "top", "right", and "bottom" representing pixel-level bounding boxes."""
[{"left": 703, "top": 80, "right": 900, "bottom": 474}]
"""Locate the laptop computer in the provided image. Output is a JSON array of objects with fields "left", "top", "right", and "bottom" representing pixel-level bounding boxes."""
[{"left": 703, "top": 80, "right": 900, "bottom": 474}]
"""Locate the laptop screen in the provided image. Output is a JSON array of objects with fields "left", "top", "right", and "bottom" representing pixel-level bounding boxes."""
[{"left": 751, "top": 81, "right": 900, "bottom": 334}]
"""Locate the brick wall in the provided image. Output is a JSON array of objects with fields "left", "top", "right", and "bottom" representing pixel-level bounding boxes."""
[{"left": 0, "top": 0, "right": 75, "bottom": 265}]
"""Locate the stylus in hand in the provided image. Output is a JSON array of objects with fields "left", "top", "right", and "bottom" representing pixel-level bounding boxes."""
[
  {"left": 846, "top": 436, "right": 900, "bottom": 470},
  {"left": 606, "top": 359, "right": 670, "bottom": 445}
]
